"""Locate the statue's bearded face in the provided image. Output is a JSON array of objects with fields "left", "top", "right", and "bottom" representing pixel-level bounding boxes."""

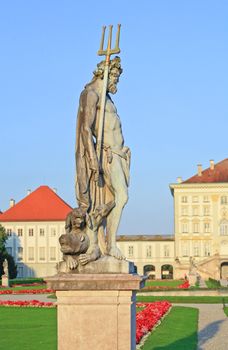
[{"left": 108, "top": 68, "right": 120, "bottom": 94}]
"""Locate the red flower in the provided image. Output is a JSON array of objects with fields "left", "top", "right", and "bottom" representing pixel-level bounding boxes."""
[
  {"left": 136, "top": 301, "right": 171, "bottom": 344},
  {"left": 0, "top": 299, "right": 56, "bottom": 308}
]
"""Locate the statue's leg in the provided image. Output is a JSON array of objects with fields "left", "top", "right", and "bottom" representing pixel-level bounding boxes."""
[{"left": 104, "top": 154, "right": 128, "bottom": 259}]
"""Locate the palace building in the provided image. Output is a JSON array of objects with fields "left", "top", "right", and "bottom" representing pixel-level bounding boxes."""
[
  {"left": 0, "top": 186, "right": 72, "bottom": 277},
  {"left": 1, "top": 158, "right": 228, "bottom": 279}
]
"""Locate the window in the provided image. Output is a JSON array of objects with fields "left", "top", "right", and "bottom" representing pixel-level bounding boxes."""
[
  {"left": 6, "top": 247, "right": 12, "bottom": 255},
  {"left": 28, "top": 228, "right": 34, "bottom": 237},
  {"left": 193, "top": 207, "right": 199, "bottom": 216},
  {"left": 193, "top": 196, "right": 198, "bottom": 203},
  {"left": 39, "top": 247, "right": 45, "bottom": 261},
  {"left": 220, "top": 221, "right": 228, "bottom": 236},
  {"left": 6, "top": 229, "right": 12, "bottom": 236},
  {"left": 182, "top": 242, "right": 189, "bottom": 257},
  {"left": 128, "top": 246, "right": 134, "bottom": 258},
  {"left": 17, "top": 229, "right": 23, "bottom": 237},
  {"left": 203, "top": 196, "right": 209, "bottom": 203},
  {"left": 181, "top": 196, "right": 188, "bottom": 203},
  {"left": 204, "top": 223, "right": 210, "bottom": 233},
  {"left": 28, "top": 247, "right": 35, "bottom": 261},
  {"left": 50, "top": 228, "right": 56, "bottom": 237},
  {"left": 221, "top": 196, "right": 228, "bottom": 205},
  {"left": 182, "top": 223, "right": 188, "bottom": 233},
  {"left": 18, "top": 247, "right": 23, "bottom": 261},
  {"left": 18, "top": 266, "right": 23, "bottom": 278},
  {"left": 204, "top": 242, "right": 210, "bottom": 256},
  {"left": 181, "top": 207, "right": 188, "bottom": 216},
  {"left": 50, "top": 247, "right": 56, "bottom": 261},
  {"left": 39, "top": 228, "right": 45, "bottom": 237},
  {"left": 204, "top": 206, "right": 210, "bottom": 216},
  {"left": 193, "top": 242, "right": 200, "bottom": 257},
  {"left": 164, "top": 245, "right": 170, "bottom": 257},
  {"left": 193, "top": 223, "right": 199, "bottom": 233},
  {"left": 146, "top": 245, "right": 152, "bottom": 258}
]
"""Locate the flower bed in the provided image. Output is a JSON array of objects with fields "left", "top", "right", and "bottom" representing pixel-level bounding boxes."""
[
  {"left": 178, "top": 281, "right": 190, "bottom": 289},
  {"left": 0, "top": 289, "right": 54, "bottom": 295},
  {"left": 136, "top": 301, "right": 171, "bottom": 344},
  {"left": 0, "top": 299, "right": 55, "bottom": 308}
]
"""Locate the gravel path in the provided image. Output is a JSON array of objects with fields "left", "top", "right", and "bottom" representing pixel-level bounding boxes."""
[
  {"left": 0, "top": 294, "right": 55, "bottom": 303},
  {"left": 176, "top": 303, "right": 228, "bottom": 350}
]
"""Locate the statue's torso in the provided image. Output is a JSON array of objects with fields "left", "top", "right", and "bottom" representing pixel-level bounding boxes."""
[{"left": 94, "top": 95, "right": 124, "bottom": 150}]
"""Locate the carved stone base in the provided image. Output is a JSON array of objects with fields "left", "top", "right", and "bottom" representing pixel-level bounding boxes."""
[
  {"left": 46, "top": 274, "right": 146, "bottom": 350},
  {"left": 1, "top": 275, "right": 9, "bottom": 287},
  {"left": 57, "top": 255, "right": 135, "bottom": 274}
]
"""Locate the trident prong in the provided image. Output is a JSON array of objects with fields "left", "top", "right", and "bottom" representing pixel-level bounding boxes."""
[
  {"left": 97, "top": 24, "right": 121, "bottom": 57},
  {"left": 99, "top": 26, "right": 106, "bottom": 52}
]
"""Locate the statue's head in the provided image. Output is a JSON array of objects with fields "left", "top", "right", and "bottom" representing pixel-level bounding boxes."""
[
  {"left": 93, "top": 56, "right": 123, "bottom": 94},
  {"left": 71, "top": 208, "right": 86, "bottom": 230}
]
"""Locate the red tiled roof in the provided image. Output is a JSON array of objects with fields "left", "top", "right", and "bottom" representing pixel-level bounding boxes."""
[
  {"left": 0, "top": 186, "right": 72, "bottom": 222},
  {"left": 184, "top": 159, "right": 228, "bottom": 184}
]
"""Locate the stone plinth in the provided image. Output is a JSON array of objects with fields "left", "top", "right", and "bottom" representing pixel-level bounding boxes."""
[
  {"left": 58, "top": 256, "right": 135, "bottom": 274},
  {"left": 46, "top": 274, "right": 145, "bottom": 350},
  {"left": 1, "top": 275, "right": 9, "bottom": 287}
]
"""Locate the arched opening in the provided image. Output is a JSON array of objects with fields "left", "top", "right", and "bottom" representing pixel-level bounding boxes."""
[
  {"left": 161, "top": 264, "right": 173, "bottom": 279},
  {"left": 143, "top": 265, "right": 155, "bottom": 279},
  {"left": 221, "top": 262, "right": 228, "bottom": 279}
]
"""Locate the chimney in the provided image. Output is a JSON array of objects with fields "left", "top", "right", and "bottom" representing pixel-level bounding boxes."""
[
  {"left": 10, "top": 199, "right": 15, "bottom": 208},
  {"left": 177, "top": 177, "right": 182, "bottom": 183},
  {"left": 27, "top": 189, "right": 31, "bottom": 195},
  {"left": 53, "top": 188, "right": 57, "bottom": 193},
  {"left": 197, "top": 164, "right": 202, "bottom": 176},
  {"left": 210, "top": 159, "right": 214, "bottom": 170}
]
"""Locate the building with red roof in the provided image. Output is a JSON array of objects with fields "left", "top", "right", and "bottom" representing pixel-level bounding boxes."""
[
  {"left": 170, "top": 158, "right": 228, "bottom": 280},
  {"left": 0, "top": 186, "right": 72, "bottom": 278}
]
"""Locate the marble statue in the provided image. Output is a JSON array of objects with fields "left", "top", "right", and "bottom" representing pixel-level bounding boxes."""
[
  {"left": 3, "top": 259, "right": 8, "bottom": 277},
  {"left": 58, "top": 25, "right": 132, "bottom": 273}
]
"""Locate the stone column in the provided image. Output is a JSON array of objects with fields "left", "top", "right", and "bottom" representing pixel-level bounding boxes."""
[{"left": 46, "top": 274, "right": 145, "bottom": 350}]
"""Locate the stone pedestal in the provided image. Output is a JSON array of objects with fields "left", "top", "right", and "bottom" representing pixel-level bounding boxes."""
[
  {"left": 1, "top": 275, "right": 9, "bottom": 287},
  {"left": 46, "top": 274, "right": 145, "bottom": 350}
]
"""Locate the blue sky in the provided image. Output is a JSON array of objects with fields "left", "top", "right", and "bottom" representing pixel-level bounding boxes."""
[{"left": 1, "top": 1, "right": 228, "bottom": 235}]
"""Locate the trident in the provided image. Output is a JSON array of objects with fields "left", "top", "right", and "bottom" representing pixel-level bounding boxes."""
[
  {"left": 94, "top": 25, "right": 121, "bottom": 254},
  {"left": 96, "top": 24, "right": 121, "bottom": 169}
]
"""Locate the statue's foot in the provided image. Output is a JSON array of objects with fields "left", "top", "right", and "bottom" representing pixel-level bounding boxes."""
[
  {"left": 65, "top": 255, "right": 78, "bottom": 270},
  {"left": 108, "top": 246, "right": 126, "bottom": 260}
]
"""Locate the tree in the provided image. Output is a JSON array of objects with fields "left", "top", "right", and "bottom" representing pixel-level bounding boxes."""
[{"left": 0, "top": 224, "right": 17, "bottom": 279}]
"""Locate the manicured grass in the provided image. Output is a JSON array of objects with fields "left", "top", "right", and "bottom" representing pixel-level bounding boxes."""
[
  {"left": 141, "top": 306, "right": 198, "bottom": 350},
  {"left": 137, "top": 295, "right": 228, "bottom": 304},
  {"left": 1, "top": 285, "right": 48, "bottom": 291},
  {"left": 0, "top": 307, "right": 57, "bottom": 350},
  {"left": 224, "top": 307, "right": 228, "bottom": 317},
  {"left": 145, "top": 280, "right": 183, "bottom": 287}
]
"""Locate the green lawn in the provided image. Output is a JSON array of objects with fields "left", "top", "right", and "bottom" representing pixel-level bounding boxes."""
[
  {"left": 0, "top": 307, "right": 57, "bottom": 350},
  {"left": 224, "top": 307, "right": 228, "bottom": 317},
  {"left": 141, "top": 306, "right": 198, "bottom": 350},
  {"left": 145, "top": 280, "right": 183, "bottom": 287},
  {"left": 137, "top": 295, "right": 228, "bottom": 304},
  {"left": 1, "top": 285, "right": 48, "bottom": 291}
]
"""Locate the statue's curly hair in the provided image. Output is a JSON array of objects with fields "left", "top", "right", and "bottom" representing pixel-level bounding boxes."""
[{"left": 93, "top": 56, "right": 123, "bottom": 79}]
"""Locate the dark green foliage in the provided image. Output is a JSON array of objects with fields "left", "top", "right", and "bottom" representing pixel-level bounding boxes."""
[
  {"left": 9, "top": 278, "right": 44, "bottom": 285},
  {"left": 206, "top": 278, "right": 221, "bottom": 288},
  {"left": 0, "top": 224, "right": 17, "bottom": 279}
]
